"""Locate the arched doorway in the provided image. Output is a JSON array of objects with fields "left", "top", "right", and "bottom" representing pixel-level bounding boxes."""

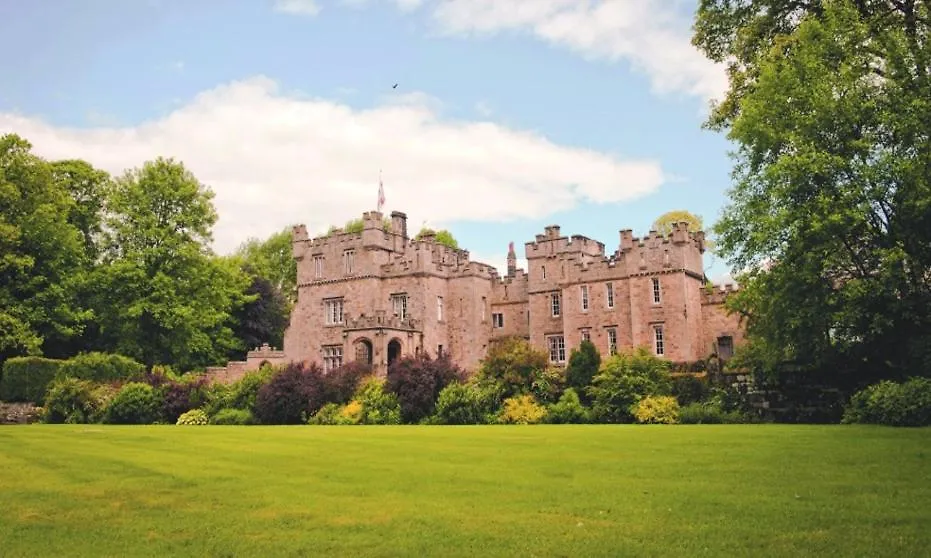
[
  {"left": 354, "top": 339, "right": 373, "bottom": 366},
  {"left": 387, "top": 339, "right": 402, "bottom": 367}
]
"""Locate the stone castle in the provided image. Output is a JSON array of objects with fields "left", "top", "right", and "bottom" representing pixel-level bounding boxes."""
[{"left": 207, "top": 209, "right": 744, "bottom": 382}]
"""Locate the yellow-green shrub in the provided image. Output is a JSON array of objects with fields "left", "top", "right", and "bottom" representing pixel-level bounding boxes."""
[
  {"left": 498, "top": 394, "right": 546, "bottom": 424},
  {"left": 633, "top": 395, "right": 680, "bottom": 424}
]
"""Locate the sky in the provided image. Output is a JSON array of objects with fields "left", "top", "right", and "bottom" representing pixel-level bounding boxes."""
[{"left": 0, "top": 0, "right": 737, "bottom": 282}]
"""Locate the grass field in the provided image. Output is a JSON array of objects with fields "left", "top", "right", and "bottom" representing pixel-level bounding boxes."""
[{"left": 1, "top": 425, "right": 929, "bottom": 557}]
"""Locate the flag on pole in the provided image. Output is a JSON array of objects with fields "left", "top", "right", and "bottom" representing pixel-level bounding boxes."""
[{"left": 377, "top": 170, "right": 385, "bottom": 212}]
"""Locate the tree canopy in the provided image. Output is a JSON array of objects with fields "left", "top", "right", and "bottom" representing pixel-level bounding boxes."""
[
  {"left": 651, "top": 210, "right": 705, "bottom": 237},
  {"left": 694, "top": 0, "right": 931, "bottom": 386}
]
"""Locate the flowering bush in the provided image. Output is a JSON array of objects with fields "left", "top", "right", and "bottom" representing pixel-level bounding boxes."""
[
  {"left": 633, "top": 395, "right": 680, "bottom": 424},
  {"left": 176, "top": 408, "right": 209, "bottom": 425},
  {"left": 498, "top": 394, "right": 547, "bottom": 424}
]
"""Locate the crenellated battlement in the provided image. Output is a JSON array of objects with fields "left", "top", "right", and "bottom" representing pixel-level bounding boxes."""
[{"left": 702, "top": 282, "right": 739, "bottom": 305}]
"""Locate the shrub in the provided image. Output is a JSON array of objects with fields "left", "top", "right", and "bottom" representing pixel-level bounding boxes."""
[
  {"left": 633, "top": 395, "right": 680, "bottom": 424},
  {"left": 842, "top": 377, "right": 931, "bottom": 427},
  {"left": 58, "top": 352, "right": 145, "bottom": 383},
  {"left": 309, "top": 402, "right": 359, "bottom": 425},
  {"left": 546, "top": 388, "right": 590, "bottom": 424},
  {"left": 565, "top": 340, "right": 601, "bottom": 398},
  {"left": 321, "top": 360, "right": 372, "bottom": 405},
  {"left": 211, "top": 408, "right": 256, "bottom": 425},
  {"left": 228, "top": 368, "right": 274, "bottom": 411},
  {"left": 498, "top": 394, "right": 547, "bottom": 424},
  {"left": 202, "top": 381, "right": 233, "bottom": 417},
  {"left": 176, "top": 409, "right": 208, "bottom": 425},
  {"left": 355, "top": 377, "right": 402, "bottom": 425},
  {"left": 678, "top": 402, "right": 747, "bottom": 424},
  {"left": 254, "top": 362, "right": 325, "bottom": 424},
  {"left": 431, "top": 382, "right": 487, "bottom": 425},
  {"left": 42, "top": 377, "right": 107, "bottom": 424},
  {"left": 0, "top": 357, "right": 64, "bottom": 404},
  {"left": 385, "top": 354, "right": 464, "bottom": 423},
  {"left": 475, "top": 336, "right": 549, "bottom": 398},
  {"left": 159, "top": 375, "right": 211, "bottom": 423},
  {"left": 588, "top": 347, "right": 672, "bottom": 423},
  {"left": 671, "top": 374, "right": 709, "bottom": 406},
  {"left": 530, "top": 366, "right": 567, "bottom": 405},
  {"left": 103, "top": 382, "right": 162, "bottom": 424}
]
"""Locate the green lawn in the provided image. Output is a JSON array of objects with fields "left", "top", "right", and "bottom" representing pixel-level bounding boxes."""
[{"left": 1, "top": 425, "right": 928, "bottom": 557}]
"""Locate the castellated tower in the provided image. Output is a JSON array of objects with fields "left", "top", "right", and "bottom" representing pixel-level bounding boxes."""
[{"left": 206, "top": 212, "right": 744, "bottom": 383}]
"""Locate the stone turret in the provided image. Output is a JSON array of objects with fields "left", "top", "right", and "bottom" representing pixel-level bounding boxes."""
[{"left": 507, "top": 241, "right": 517, "bottom": 277}]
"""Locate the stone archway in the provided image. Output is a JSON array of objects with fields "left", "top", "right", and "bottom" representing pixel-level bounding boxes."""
[
  {"left": 387, "top": 338, "right": 402, "bottom": 367},
  {"left": 354, "top": 338, "right": 374, "bottom": 366}
]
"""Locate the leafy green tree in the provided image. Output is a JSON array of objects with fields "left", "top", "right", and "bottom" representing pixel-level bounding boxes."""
[
  {"left": 651, "top": 210, "right": 705, "bottom": 237},
  {"left": 92, "top": 157, "right": 251, "bottom": 370},
  {"left": 50, "top": 159, "right": 111, "bottom": 263},
  {"left": 565, "top": 340, "right": 600, "bottom": 401},
  {"left": 0, "top": 134, "right": 90, "bottom": 362},
  {"left": 228, "top": 274, "right": 289, "bottom": 360},
  {"left": 233, "top": 227, "right": 297, "bottom": 306},
  {"left": 693, "top": 0, "right": 931, "bottom": 385}
]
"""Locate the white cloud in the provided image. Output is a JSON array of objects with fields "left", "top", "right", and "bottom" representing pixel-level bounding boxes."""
[
  {"left": 367, "top": 0, "right": 725, "bottom": 102},
  {"left": 0, "top": 76, "right": 665, "bottom": 255},
  {"left": 274, "top": 0, "right": 320, "bottom": 16}
]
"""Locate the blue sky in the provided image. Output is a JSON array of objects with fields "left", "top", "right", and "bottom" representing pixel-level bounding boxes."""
[{"left": 0, "top": 0, "right": 735, "bottom": 280}]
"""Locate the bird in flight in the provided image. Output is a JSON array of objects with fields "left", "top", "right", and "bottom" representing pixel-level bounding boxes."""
[{"left": 392, "top": 83, "right": 398, "bottom": 89}]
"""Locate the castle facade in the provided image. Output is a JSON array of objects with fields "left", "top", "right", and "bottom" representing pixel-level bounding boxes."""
[{"left": 208, "top": 209, "right": 744, "bottom": 381}]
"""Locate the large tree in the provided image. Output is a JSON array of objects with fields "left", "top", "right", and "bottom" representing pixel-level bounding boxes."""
[
  {"left": 651, "top": 210, "right": 705, "bottom": 236},
  {"left": 694, "top": 0, "right": 931, "bottom": 385},
  {"left": 234, "top": 227, "right": 297, "bottom": 307},
  {"left": 92, "top": 157, "right": 251, "bottom": 370},
  {"left": 0, "top": 134, "right": 90, "bottom": 361}
]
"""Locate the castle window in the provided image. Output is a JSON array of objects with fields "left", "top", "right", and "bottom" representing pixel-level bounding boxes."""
[
  {"left": 482, "top": 297, "right": 486, "bottom": 321},
  {"left": 344, "top": 250, "right": 355, "bottom": 274},
  {"left": 437, "top": 296, "right": 444, "bottom": 321},
  {"left": 322, "top": 345, "right": 342, "bottom": 371},
  {"left": 547, "top": 335, "right": 566, "bottom": 364},
  {"left": 580, "top": 285, "right": 589, "bottom": 311},
  {"left": 391, "top": 294, "right": 408, "bottom": 320},
  {"left": 324, "top": 298, "right": 344, "bottom": 325},
  {"left": 607, "top": 327, "right": 617, "bottom": 355},
  {"left": 437, "top": 344, "right": 444, "bottom": 357},
  {"left": 606, "top": 282, "right": 614, "bottom": 308},
  {"left": 542, "top": 265, "right": 546, "bottom": 280},
  {"left": 654, "top": 325, "right": 665, "bottom": 356},
  {"left": 717, "top": 336, "right": 734, "bottom": 359},
  {"left": 313, "top": 255, "right": 324, "bottom": 278},
  {"left": 580, "top": 329, "right": 591, "bottom": 343},
  {"left": 652, "top": 278, "right": 661, "bottom": 304},
  {"left": 550, "top": 292, "right": 561, "bottom": 317},
  {"left": 492, "top": 313, "right": 504, "bottom": 328}
]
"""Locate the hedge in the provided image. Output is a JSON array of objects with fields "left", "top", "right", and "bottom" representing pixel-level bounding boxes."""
[
  {"left": 58, "top": 352, "right": 145, "bottom": 383},
  {"left": 0, "top": 357, "right": 65, "bottom": 404}
]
